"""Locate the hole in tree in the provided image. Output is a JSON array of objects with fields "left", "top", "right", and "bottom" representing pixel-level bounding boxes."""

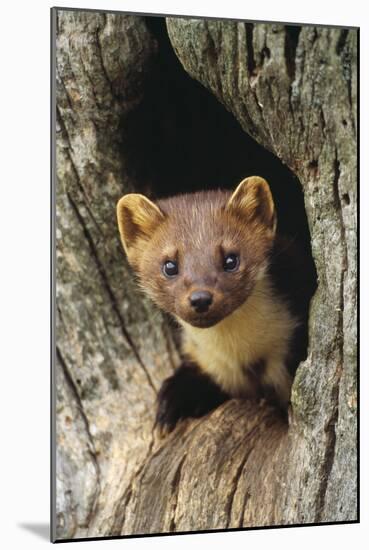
[
  {"left": 342, "top": 193, "right": 350, "bottom": 205},
  {"left": 284, "top": 25, "right": 301, "bottom": 80},
  {"left": 121, "top": 16, "right": 317, "bottom": 372}
]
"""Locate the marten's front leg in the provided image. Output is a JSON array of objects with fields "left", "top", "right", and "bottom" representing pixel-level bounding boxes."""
[{"left": 156, "top": 362, "right": 229, "bottom": 435}]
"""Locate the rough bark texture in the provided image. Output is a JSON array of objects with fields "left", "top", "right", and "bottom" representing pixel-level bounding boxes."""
[
  {"left": 54, "top": 11, "right": 357, "bottom": 540},
  {"left": 55, "top": 11, "right": 180, "bottom": 539}
]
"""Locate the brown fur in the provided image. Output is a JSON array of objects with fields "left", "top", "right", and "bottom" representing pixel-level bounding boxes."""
[{"left": 117, "top": 177, "right": 298, "bottom": 406}]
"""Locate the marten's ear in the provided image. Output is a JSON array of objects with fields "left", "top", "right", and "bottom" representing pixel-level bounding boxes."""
[
  {"left": 117, "top": 194, "right": 165, "bottom": 254},
  {"left": 227, "top": 176, "right": 276, "bottom": 233}
]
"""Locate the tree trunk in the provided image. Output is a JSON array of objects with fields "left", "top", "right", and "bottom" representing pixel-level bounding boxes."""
[
  {"left": 53, "top": 10, "right": 357, "bottom": 540},
  {"left": 54, "top": 10, "right": 180, "bottom": 539}
]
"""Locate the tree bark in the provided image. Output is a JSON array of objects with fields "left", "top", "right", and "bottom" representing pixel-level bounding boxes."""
[
  {"left": 54, "top": 11, "right": 357, "bottom": 539},
  {"left": 54, "top": 10, "right": 180, "bottom": 539}
]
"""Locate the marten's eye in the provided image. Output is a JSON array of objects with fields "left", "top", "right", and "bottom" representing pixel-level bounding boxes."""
[
  {"left": 223, "top": 253, "right": 239, "bottom": 272},
  {"left": 163, "top": 260, "right": 178, "bottom": 277}
]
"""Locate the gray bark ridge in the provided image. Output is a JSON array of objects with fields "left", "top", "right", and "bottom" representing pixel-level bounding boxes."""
[
  {"left": 55, "top": 10, "right": 179, "bottom": 540},
  {"left": 163, "top": 18, "right": 357, "bottom": 525}
]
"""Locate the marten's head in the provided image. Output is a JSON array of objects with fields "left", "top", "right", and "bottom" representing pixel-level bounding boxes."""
[{"left": 117, "top": 177, "right": 276, "bottom": 328}]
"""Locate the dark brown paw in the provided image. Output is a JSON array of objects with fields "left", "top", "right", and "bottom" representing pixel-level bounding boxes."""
[{"left": 155, "top": 362, "right": 229, "bottom": 435}]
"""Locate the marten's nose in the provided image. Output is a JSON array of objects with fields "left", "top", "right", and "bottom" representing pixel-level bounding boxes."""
[{"left": 189, "top": 290, "right": 213, "bottom": 313}]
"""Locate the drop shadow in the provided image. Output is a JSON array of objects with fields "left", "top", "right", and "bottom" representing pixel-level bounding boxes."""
[{"left": 18, "top": 523, "right": 49, "bottom": 541}]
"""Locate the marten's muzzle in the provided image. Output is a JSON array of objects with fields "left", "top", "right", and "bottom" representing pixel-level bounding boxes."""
[{"left": 189, "top": 290, "right": 213, "bottom": 313}]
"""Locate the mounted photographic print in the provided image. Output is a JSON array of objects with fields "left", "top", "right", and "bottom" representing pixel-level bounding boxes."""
[{"left": 51, "top": 6, "right": 358, "bottom": 542}]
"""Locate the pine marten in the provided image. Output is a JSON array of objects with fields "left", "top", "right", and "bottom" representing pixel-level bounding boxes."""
[{"left": 116, "top": 176, "right": 314, "bottom": 433}]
